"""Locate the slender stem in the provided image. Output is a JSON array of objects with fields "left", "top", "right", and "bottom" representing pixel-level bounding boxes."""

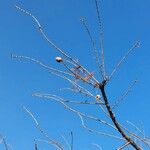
[
  {"left": 34, "top": 143, "right": 38, "bottom": 150},
  {"left": 94, "top": 0, "right": 106, "bottom": 79},
  {"left": 117, "top": 142, "right": 130, "bottom": 150},
  {"left": 100, "top": 85, "right": 141, "bottom": 150},
  {"left": 70, "top": 132, "right": 73, "bottom": 150}
]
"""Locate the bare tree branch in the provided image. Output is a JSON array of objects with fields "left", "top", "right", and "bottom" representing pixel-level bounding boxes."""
[
  {"left": 100, "top": 85, "right": 142, "bottom": 150},
  {"left": 80, "top": 18, "right": 102, "bottom": 78},
  {"left": 126, "top": 121, "right": 146, "bottom": 138},
  {"left": 61, "top": 134, "right": 71, "bottom": 150},
  {"left": 120, "top": 123, "right": 150, "bottom": 148},
  {"left": 32, "top": 92, "right": 104, "bottom": 105},
  {"left": 0, "top": 135, "right": 9, "bottom": 150},
  {"left": 117, "top": 142, "right": 130, "bottom": 150},
  {"left": 13, "top": 2, "right": 149, "bottom": 150},
  {"left": 109, "top": 41, "right": 140, "bottom": 81},
  {"left": 92, "top": 143, "right": 102, "bottom": 150},
  {"left": 77, "top": 113, "right": 124, "bottom": 141},
  {"left": 34, "top": 142, "right": 38, "bottom": 150},
  {"left": 112, "top": 80, "right": 137, "bottom": 109},
  {"left": 94, "top": 0, "right": 106, "bottom": 79},
  {"left": 33, "top": 93, "right": 117, "bottom": 130},
  {"left": 15, "top": 5, "right": 99, "bottom": 85},
  {"left": 70, "top": 132, "right": 73, "bottom": 150},
  {"left": 23, "top": 106, "right": 64, "bottom": 150},
  {"left": 11, "top": 54, "right": 73, "bottom": 77}
]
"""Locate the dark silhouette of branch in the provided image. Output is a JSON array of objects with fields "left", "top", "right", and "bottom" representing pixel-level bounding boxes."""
[
  {"left": 99, "top": 84, "right": 141, "bottom": 150},
  {"left": 120, "top": 123, "right": 150, "bottom": 148},
  {"left": 34, "top": 142, "right": 38, "bottom": 150},
  {"left": 70, "top": 132, "right": 73, "bottom": 150}
]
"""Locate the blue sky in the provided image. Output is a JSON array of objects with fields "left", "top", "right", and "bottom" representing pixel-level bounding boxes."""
[{"left": 0, "top": 0, "right": 150, "bottom": 149}]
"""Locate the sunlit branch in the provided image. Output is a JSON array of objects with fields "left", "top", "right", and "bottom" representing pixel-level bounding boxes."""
[
  {"left": 80, "top": 18, "right": 102, "bottom": 77},
  {"left": 15, "top": 5, "right": 78, "bottom": 64},
  {"left": 12, "top": 53, "right": 96, "bottom": 98},
  {"left": 126, "top": 121, "right": 147, "bottom": 139},
  {"left": 120, "top": 123, "right": 150, "bottom": 148},
  {"left": 14, "top": 3, "right": 148, "bottom": 150},
  {"left": 94, "top": 0, "right": 106, "bottom": 79},
  {"left": 33, "top": 92, "right": 108, "bottom": 121},
  {"left": 78, "top": 113, "right": 124, "bottom": 141},
  {"left": 11, "top": 54, "right": 73, "bottom": 77},
  {"left": 61, "top": 134, "right": 71, "bottom": 150},
  {"left": 59, "top": 87, "right": 95, "bottom": 99},
  {"left": 12, "top": 54, "right": 98, "bottom": 97},
  {"left": 33, "top": 92, "right": 104, "bottom": 106},
  {"left": 112, "top": 80, "right": 137, "bottom": 109},
  {"left": 117, "top": 142, "right": 130, "bottom": 150},
  {"left": 92, "top": 143, "right": 102, "bottom": 150},
  {"left": 33, "top": 93, "right": 116, "bottom": 130},
  {"left": 109, "top": 41, "right": 140, "bottom": 81},
  {"left": 23, "top": 106, "right": 64, "bottom": 150},
  {"left": 15, "top": 5, "right": 99, "bottom": 84},
  {"left": 35, "top": 139, "right": 65, "bottom": 150},
  {"left": 49, "top": 71, "right": 96, "bottom": 98}
]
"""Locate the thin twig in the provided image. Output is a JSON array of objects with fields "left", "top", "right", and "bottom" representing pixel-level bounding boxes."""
[
  {"left": 15, "top": 5, "right": 77, "bottom": 64},
  {"left": 12, "top": 54, "right": 97, "bottom": 98},
  {"left": 49, "top": 71, "right": 95, "bottom": 98},
  {"left": 120, "top": 123, "right": 150, "bottom": 148},
  {"left": 80, "top": 18, "right": 102, "bottom": 77},
  {"left": 34, "top": 142, "right": 38, "bottom": 150},
  {"left": 61, "top": 134, "right": 71, "bottom": 150},
  {"left": 32, "top": 92, "right": 104, "bottom": 105},
  {"left": 33, "top": 93, "right": 117, "bottom": 130},
  {"left": 92, "top": 143, "right": 102, "bottom": 150},
  {"left": 78, "top": 113, "right": 124, "bottom": 141},
  {"left": 35, "top": 139, "right": 65, "bottom": 150},
  {"left": 109, "top": 41, "right": 140, "bottom": 81},
  {"left": 126, "top": 121, "right": 146, "bottom": 139},
  {"left": 117, "top": 142, "right": 130, "bottom": 150},
  {"left": 11, "top": 54, "right": 73, "bottom": 77},
  {"left": 70, "top": 132, "right": 73, "bottom": 150},
  {"left": 15, "top": 5, "right": 99, "bottom": 84},
  {"left": 62, "top": 61, "right": 97, "bottom": 87},
  {"left": 112, "top": 80, "right": 137, "bottom": 109},
  {"left": 94, "top": 0, "right": 106, "bottom": 79},
  {"left": 23, "top": 106, "right": 64, "bottom": 150},
  {"left": 0, "top": 135, "right": 9, "bottom": 150}
]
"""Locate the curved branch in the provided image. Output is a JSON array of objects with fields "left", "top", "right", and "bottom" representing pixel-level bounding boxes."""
[{"left": 100, "top": 86, "right": 141, "bottom": 150}]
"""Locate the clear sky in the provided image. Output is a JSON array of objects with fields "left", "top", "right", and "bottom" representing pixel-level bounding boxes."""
[{"left": 0, "top": 0, "right": 150, "bottom": 149}]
